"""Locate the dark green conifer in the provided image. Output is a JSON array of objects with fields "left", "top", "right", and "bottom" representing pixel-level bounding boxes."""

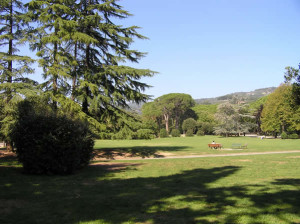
[
  {"left": 0, "top": 0, "right": 35, "bottom": 149},
  {"left": 74, "top": 0, "right": 156, "bottom": 117}
]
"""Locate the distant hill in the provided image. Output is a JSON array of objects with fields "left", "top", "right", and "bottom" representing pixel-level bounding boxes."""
[
  {"left": 195, "top": 87, "right": 276, "bottom": 105},
  {"left": 127, "top": 87, "right": 276, "bottom": 113}
]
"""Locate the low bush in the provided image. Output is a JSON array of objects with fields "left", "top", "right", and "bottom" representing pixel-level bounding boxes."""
[
  {"left": 113, "top": 126, "right": 134, "bottom": 140},
  {"left": 185, "top": 129, "right": 194, "bottom": 137},
  {"left": 281, "top": 132, "right": 288, "bottom": 139},
  {"left": 136, "top": 129, "right": 155, "bottom": 140},
  {"left": 160, "top": 129, "right": 169, "bottom": 138},
  {"left": 288, "top": 133, "right": 299, "bottom": 139},
  {"left": 171, "top": 129, "right": 181, "bottom": 137},
  {"left": 196, "top": 130, "right": 205, "bottom": 136},
  {"left": 12, "top": 109, "right": 94, "bottom": 175},
  {"left": 182, "top": 118, "right": 197, "bottom": 133}
]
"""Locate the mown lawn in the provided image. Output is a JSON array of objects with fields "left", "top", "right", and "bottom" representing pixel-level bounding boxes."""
[
  {"left": 1, "top": 145, "right": 300, "bottom": 224},
  {"left": 94, "top": 136, "right": 300, "bottom": 159}
]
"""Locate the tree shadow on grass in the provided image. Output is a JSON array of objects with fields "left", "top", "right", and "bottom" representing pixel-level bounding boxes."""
[
  {"left": 95, "top": 146, "right": 189, "bottom": 159},
  {"left": 1, "top": 162, "right": 300, "bottom": 224}
]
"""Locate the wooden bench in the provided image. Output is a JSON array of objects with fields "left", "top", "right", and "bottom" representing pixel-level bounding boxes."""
[{"left": 208, "top": 143, "right": 222, "bottom": 149}]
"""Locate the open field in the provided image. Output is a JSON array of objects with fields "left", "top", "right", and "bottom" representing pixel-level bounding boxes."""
[
  {"left": 94, "top": 136, "right": 300, "bottom": 159},
  {"left": 1, "top": 137, "right": 300, "bottom": 223}
]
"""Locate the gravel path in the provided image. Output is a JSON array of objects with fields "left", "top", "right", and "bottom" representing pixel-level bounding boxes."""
[{"left": 103, "top": 150, "right": 300, "bottom": 161}]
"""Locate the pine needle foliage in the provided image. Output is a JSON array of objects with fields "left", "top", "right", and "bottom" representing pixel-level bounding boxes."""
[
  {"left": 26, "top": 0, "right": 156, "bottom": 120},
  {"left": 0, "top": 0, "right": 36, "bottom": 149}
]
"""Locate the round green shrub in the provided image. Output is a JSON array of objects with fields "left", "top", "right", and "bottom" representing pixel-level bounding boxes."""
[
  {"left": 12, "top": 113, "right": 94, "bottom": 175},
  {"left": 185, "top": 129, "right": 194, "bottom": 137},
  {"left": 114, "top": 126, "right": 134, "bottom": 140},
  {"left": 136, "top": 129, "right": 155, "bottom": 140},
  {"left": 196, "top": 130, "right": 205, "bottom": 136},
  {"left": 159, "top": 129, "right": 168, "bottom": 138},
  {"left": 288, "top": 133, "right": 299, "bottom": 139},
  {"left": 281, "top": 132, "right": 288, "bottom": 139},
  {"left": 182, "top": 118, "right": 197, "bottom": 133},
  {"left": 171, "top": 129, "right": 181, "bottom": 137}
]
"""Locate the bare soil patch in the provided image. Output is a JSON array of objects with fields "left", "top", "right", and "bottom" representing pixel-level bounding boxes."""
[{"left": 0, "top": 150, "right": 15, "bottom": 158}]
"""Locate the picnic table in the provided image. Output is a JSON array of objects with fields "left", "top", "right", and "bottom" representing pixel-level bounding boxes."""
[{"left": 208, "top": 143, "right": 223, "bottom": 149}]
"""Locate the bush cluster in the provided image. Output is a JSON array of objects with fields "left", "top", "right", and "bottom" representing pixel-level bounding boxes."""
[
  {"left": 185, "top": 129, "right": 194, "bottom": 137},
  {"left": 289, "top": 133, "right": 299, "bottom": 139},
  {"left": 281, "top": 132, "right": 299, "bottom": 139},
  {"left": 160, "top": 129, "right": 169, "bottom": 138},
  {"left": 113, "top": 127, "right": 155, "bottom": 140},
  {"left": 196, "top": 130, "right": 205, "bottom": 136},
  {"left": 171, "top": 129, "right": 181, "bottom": 137},
  {"left": 136, "top": 129, "right": 155, "bottom": 140},
  {"left": 12, "top": 100, "right": 94, "bottom": 175},
  {"left": 113, "top": 126, "right": 134, "bottom": 140}
]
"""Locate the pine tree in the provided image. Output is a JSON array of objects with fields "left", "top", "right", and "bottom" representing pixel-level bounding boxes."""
[
  {"left": 27, "top": 0, "right": 155, "bottom": 128},
  {"left": 0, "top": 0, "right": 35, "bottom": 150},
  {"left": 26, "top": 0, "right": 79, "bottom": 107},
  {"left": 73, "top": 0, "right": 155, "bottom": 116}
]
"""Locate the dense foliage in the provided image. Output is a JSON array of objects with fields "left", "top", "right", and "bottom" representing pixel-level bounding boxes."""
[
  {"left": 171, "top": 129, "right": 181, "bottom": 137},
  {"left": 142, "top": 93, "right": 195, "bottom": 134},
  {"left": 12, "top": 99, "right": 94, "bottom": 174},
  {"left": 214, "top": 103, "right": 255, "bottom": 137},
  {"left": 185, "top": 129, "right": 194, "bottom": 137},
  {"left": 159, "top": 128, "right": 168, "bottom": 138},
  {"left": 182, "top": 118, "right": 197, "bottom": 133},
  {"left": 0, "top": 0, "right": 36, "bottom": 149},
  {"left": 261, "top": 84, "right": 300, "bottom": 137}
]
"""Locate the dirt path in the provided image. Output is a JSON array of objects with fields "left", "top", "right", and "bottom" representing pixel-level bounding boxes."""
[{"left": 94, "top": 150, "right": 300, "bottom": 161}]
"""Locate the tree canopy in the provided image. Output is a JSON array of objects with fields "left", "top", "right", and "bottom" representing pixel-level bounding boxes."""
[
  {"left": 153, "top": 93, "right": 195, "bottom": 133},
  {"left": 261, "top": 84, "right": 299, "bottom": 135}
]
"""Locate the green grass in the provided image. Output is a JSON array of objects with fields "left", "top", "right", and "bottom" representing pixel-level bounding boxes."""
[
  {"left": 94, "top": 136, "right": 300, "bottom": 158},
  {"left": 1, "top": 145, "right": 300, "bottom": 223}
]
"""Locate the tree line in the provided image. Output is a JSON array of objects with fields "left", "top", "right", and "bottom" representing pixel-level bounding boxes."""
[{"left": 138, "top": 67, "right": 300, "bottom": 139}]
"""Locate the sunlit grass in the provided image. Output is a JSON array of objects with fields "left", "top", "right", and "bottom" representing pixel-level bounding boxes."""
[
  {"left": 1, "top": 151, "right": 300, "bottom": 223},
  {"left": 94, "top": 135, "right": 300, "bottom": 158}
]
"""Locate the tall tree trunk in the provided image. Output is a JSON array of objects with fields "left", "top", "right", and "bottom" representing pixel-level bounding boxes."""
[
  {"left": 82, "top": 44, "right": 90, "bottom": 114},
  {"left": 7, "top": 1, "right": 13, "bottom": 103},
  {"left": 6, "top": 141, "right": 13, "bottom": 152},
  {"left": 71, "top": 42, "right": 78, "bottom": 101},
  {"left": 164, "top": 113, "right": 169, "bottom": 133},
  {"left": 175, "top": 113, "right": 180, "bottom": 129},
  {"left": 5, "top": 2, "right": 13, "bottom": 152},
  {"left": 52, "top": 28, "right": 58, "bottom": 109}
]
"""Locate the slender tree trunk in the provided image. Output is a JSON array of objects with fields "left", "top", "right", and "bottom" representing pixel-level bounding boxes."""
[
  {"left": 82, "top": 44, "right": 90, "bottom": 114},
  {"left": 52, "top": 28, "right": 58, "bottom": 109},
  {"left": 5, "top": 2, "right": 13, "bottom": 152},
  {"left": 71, "top": 42, "right": 78, "bottom": 101},
  {"left": 7, "top": 1, "right": 13, "bottom": 103},
  {"left": 281, "top": 124, "right": 285, "bottom": 133},
  {"left": 175, "top": 113, "right": 180, "bottom": 129},
  {"left": 164, "top": 113, "right": 169, "bottom": 133},
  {"left": 6, "top": 141, "right": 13, "bottom": 151}
]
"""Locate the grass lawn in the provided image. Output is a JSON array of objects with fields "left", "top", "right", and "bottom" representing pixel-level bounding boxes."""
[
  {"left": 1, "top": 143, "right": 300, "bottom": 223},
  {"left": 94, "top": 136, "right": 300, "bottom": 159}
]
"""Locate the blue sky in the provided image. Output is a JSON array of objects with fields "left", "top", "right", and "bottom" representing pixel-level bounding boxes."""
[
  {"left": 28, "top": 0, "right": 300, "bottom": 100},
  {"left": 116, "top": 0, "right": 300, "bottom": 99}
]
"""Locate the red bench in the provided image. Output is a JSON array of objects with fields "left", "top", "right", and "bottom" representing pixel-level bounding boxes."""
[{"left": 208, "top": 143, "right": 222, "bottom": 149}]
